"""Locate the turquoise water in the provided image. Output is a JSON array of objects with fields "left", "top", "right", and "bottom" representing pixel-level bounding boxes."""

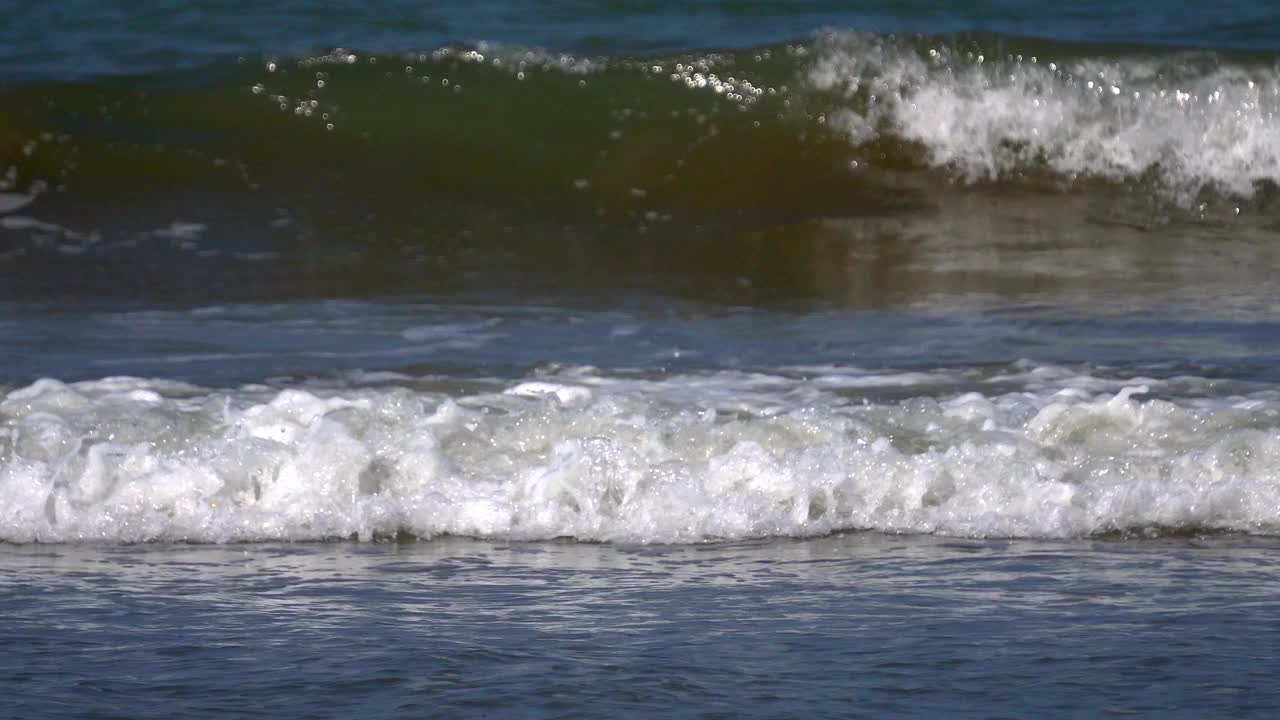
[{"left": 4, "top": 1, "right": 1280, "bottom": 715}]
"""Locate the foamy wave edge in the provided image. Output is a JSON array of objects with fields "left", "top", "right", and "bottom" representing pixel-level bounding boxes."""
[
  {"left": 808, "top": 32, "right": 1280, "bottom": 202},
  {"left": 3, "top": 371, "right": 1280, "bottom": 544}
]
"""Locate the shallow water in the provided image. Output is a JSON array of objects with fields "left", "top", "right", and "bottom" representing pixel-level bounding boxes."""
[
  {"left": 5, "top": 0, "right": 1280, "bottom": 715},
  {"left": 4, "top": 535, "right": 1279, "bottom": 718}
]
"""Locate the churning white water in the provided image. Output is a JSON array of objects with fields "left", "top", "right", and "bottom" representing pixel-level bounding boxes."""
[
  {"left": 810, "top": 32, "right": 1280, "bottom": 201},
  {"left": 3, "top": 364, "right": 1278, "bottom": 543}
]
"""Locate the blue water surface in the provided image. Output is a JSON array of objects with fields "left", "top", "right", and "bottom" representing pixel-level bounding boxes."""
[
  {"left": 5, "top": 0, "right": 1279, "bottom": 79},
  {"left": 3, "top": 535, "right": 1279, "bottom": 718}
]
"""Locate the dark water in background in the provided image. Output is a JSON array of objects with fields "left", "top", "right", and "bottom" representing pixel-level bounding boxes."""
[
  {"left": 4, "top": 2, "right": 1280, "bottom": 311},
  {"left": 4, "top": 0, "right": 1280, "bottom": 715},
  {"left": 3, "top": 1, "right": 1280, "bottom": 309}
]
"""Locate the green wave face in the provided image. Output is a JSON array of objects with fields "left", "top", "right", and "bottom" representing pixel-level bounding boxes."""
[
  {"left": 3, "top": 34, "right": 1279, "bottom": 304},
  {"left": 3, "top": 45, "right": 875, "bottom": 219}
]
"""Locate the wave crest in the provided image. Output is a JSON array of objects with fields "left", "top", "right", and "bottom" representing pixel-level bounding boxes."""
[
  {"left": 809, "top": 32, "right": 1280, "bottom": 201},
  {"left": 4, "top": 371, "right": 1280, "bottom": 544}
]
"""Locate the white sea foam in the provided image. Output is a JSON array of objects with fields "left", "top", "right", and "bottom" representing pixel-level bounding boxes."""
[
  {"left": 0, "top": 192, "right": 36, "bottom": 215},
  {"left": 808, "top": 33, "right": 1280, "bottom": 201},
  {"left": 3, "top": 368, "right": 1280, "bottom": 544}
]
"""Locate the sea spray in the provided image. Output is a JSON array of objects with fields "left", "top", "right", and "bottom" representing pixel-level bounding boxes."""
[{"left": 4, "top": 367, "right": 1280, "bottom": 543}]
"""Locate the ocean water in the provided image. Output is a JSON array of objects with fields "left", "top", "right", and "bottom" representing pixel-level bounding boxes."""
[{"left": 4, "top": 0, "right": 1280, "bottom": 715}]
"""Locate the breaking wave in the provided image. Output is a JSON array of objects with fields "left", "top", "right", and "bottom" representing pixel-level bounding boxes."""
[{"left": 4, "top": 367, "right": 1280, "bottom": 543}]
